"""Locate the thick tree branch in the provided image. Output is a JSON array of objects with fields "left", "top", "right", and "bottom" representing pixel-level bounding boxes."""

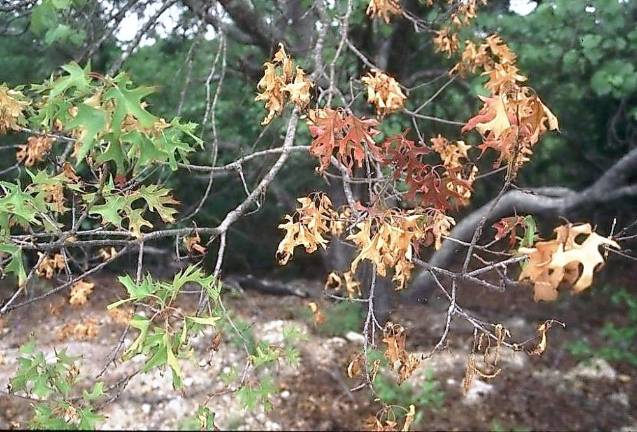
[{"left": 409, "top": 146, "right": 637, "bottom": 298}]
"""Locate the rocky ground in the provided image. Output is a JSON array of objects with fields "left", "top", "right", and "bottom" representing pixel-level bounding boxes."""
[{"left": 1, "top": 274, "right": 636, "bottom": 430}]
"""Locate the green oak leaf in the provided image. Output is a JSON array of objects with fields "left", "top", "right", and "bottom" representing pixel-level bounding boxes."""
[
  {"left": 0, "top": 243, "right": 27, "bottom": 287},
  {"left": 137, "top": 185, "right": 179, "bottom": 223},
  {"left": 66, "top": 103, "right": 107, "bottom": 164},
  {"left": 104, "top": 76, "right": 157, "bottom": 136}
]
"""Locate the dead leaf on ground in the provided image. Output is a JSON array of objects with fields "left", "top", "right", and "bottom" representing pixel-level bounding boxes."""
[{"left": 69, "top": 280, "right": 94, "bottom": 306}]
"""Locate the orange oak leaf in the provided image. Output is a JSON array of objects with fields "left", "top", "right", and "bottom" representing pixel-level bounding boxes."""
[{"left": 307, "top": 109, "right": 381, "bottom": 173}]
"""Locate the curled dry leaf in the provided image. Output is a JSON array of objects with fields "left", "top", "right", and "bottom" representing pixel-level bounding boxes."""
[
  {"left": 361, "top": 70, "right": 407, "bottom": 116},
  {"left": 450, "top": 0, "right": 485, "bottom": 26},
  {"left": 325, "top": 271, "right": 362, "bottom": 298},
  {"left": 430, "top": 135, "right": 476, "bottom": 205},
  {"left": 330, "top": 208, "right": 351, "bottom": 236},
  {"left": 433, "top": 28, "right": 459, "bottom": 56},
  {"left": 184, "top": 232, "right": 207, "bottom": 255},
  {"left": 41, "top": 182, "right": 67, "bottom": 214},
  {"left": 430, "top": 135, "right": 471, "bottom": 170},
  {"left": 276, "top": 193, "right": 334, "bottom": 265},
  {"left": 98, "top": 247, "right": 117, "bottom": 261},
  {"left": 0, "top": 84, "right": 28, "bottom": 134},
  {"left": 16, "top": 136, "right": 54, "bottom": 166},
  {"left": 451, "top": 34, "right": 519, "bottom": 80},
  {"left": 463, "top": 325, "right": 509, "bottom": 392},
  {"left": 343, "top": 271, "right": 362, "bottom": 298},
  {"left": 348, "top": 209, "right": 454, "bottom": 289},
  {"left": 529, "top": 320, "right": 559, "bottom": 356},
  {"left": 366, "top": 0, "right": 402, "bottom": 23},
  {"left": 256, "top": 44, "right": 312, "bottom": 125},
  {"left": 324, "top": 272, "right": 342, "bottom": 291},
  {"left": 61, "top": 162, "right": 81, "bottom": 183},
  {"left": 382, "top": 322, "right": 420, "bottom": 384},
  {"left": 347, "top": 352, "right": 364, "bottom": 378},
  {"left": 518, "top": 223, "right": 619, "bottom": 301},
  {"left": 282, "top": 67, "right": 313, "bottom": 108},
  {"left": 307, "top": 301, "right": 325, "bottom": 326},
  {"left": 69, "top": 280, "right": 95, "bottom": 306},
  {"left": 402, "top": 405, "right": 416, "bottom": 432},
  {"left": 36, "top": 252, "right": 66, "bottom": 279},
  {"left": 363, "top": 403, "right": 415, "bottom": 432},
  {"left": 463, "top": 89, "right": 558, "bottom": 176}
]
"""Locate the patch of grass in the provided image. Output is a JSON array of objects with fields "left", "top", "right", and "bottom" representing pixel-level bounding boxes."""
[
  {"left": 315, "top": 301, "right": 364, "bottom": 337},
  {"left": 566, "top": 287, "right": 637, "bottom": 367},
  {"left": 373, "top": 370, "right": 444, "bottom": 425}
]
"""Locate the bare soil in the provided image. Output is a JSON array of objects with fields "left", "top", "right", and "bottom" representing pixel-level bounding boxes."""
[{"left": 1, "top": 273, "right": 636, "bottom": 431}]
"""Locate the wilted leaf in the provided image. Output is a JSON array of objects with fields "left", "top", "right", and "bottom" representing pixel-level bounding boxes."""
[
  {"left": 519, "top": 223, "right": 619, "bottom": 301},
  {"left": 69, "top": 280, "right": 94, "bottom": 306},
  {"left": 307, "top": 301, "right": 325, "bottom": 326},
  {"left": 16, "top": 136, "right": 54, "bottom": 166},
  {"left": 184, "top": 232, "right": 207, "bottom": 255},
  {"left": 402, "top": 405, "right": 416, "bottom": 432},
  {"left": 382, "top": 322, "right": 420, "bottom": 384},
  {"left": 366, "top": 0, "right": 402, "bottom": 23},
  {"left": 36, "top": 252, "right": 65, "bottom": 279},
  {"left": 0, "top": 84, "right": 28, "bottom": 134},
  {"left": 361, "top": 69, "right": 407, "bottom": 115}
]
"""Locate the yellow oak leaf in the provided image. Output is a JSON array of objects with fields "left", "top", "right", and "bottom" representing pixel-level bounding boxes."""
[
  {"left": 282, "top": 67, "right": 313, "bottom": 108},
  {"left": 549, "top": 227, "right": 618, "bottom": 292},
  {"left": 361, "top": 69, "right": 407, "bottom": 115}
]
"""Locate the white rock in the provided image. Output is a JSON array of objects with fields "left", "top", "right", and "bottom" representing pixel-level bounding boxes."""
[
  {"left": 259, "top": 320, "right": 289, "bottom": 344},
  {"left": 502, "top": 350, "right": 527, "bottom": 370},
  {"left": 344, "top": 331, "right": 365, "bottom": 344},
  {"left": 565, "top": 358, "right": 617, "bottom": 381},
  {"left": 609, "top": 392, "right": 630, "bottom": 407},
  {"left": 256, "top": 320, "right": 307, "bottom": 344},
  {"left": 266, "top": 420, "right": 282, "bottom": 430},
  {"left": 504, "top": 317, "right": 528, "bottom": 331},
  {"left": 166, "top": 397, "right": 186, "bottom": 415},
  {"left": 142, "top": 403, "right": 151, "bottom": 414},
  {"left": 463, "top": 379, "right": 494, "bottom": 405},
  {"left": 280, "top": 390, "right": 291, "bottom": 399}
]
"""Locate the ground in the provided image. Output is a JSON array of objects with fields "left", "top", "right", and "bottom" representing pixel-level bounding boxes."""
[{"left": 0, "top": 273, "right": 636, "bottom": 431}]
